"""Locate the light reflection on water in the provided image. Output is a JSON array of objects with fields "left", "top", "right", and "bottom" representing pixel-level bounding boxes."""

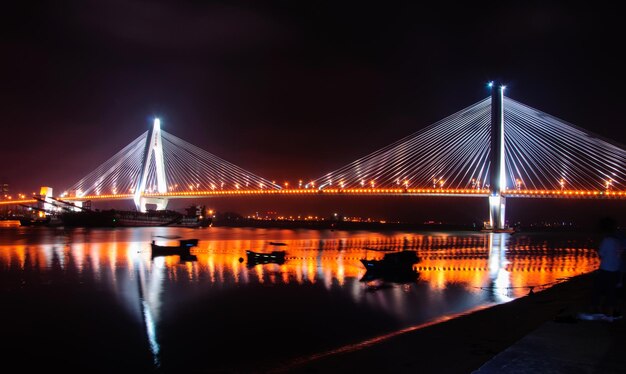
[{"left": 0, "top": 227, "right": 599, "bottom": 371}]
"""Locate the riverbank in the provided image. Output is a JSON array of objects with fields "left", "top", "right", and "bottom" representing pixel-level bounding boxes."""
[{"left": 273, "top": 271, "right": 623, "bottom": 373}]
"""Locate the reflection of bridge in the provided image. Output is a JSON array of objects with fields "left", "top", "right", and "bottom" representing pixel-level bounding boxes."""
[{"left": 5, "top": 83, "right": 626, "bottom": 229}]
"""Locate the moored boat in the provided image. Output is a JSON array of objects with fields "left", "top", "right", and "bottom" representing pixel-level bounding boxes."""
[
  {"left": 60, "top": 210, "right": 117, "bottom": 227},
  {"left": 168, "top": 215, "right": 212, "bottom": 228},
  {"left": 151, "top": 238, "right": 199, "bottom": 257},
  {"left": 245, "top": 250, "right": 286, "bottom": 266},
  {"left": 58, "top": 209, "right": 183, "bottom": 228},
  {"left": 360, "top": 250, "right": 420, "bottom": 272},
  {"left": 58, "top": 208, "right": 209, "bottom": 228},
  {"left": 115, "top": 210, "right": 183, "bottom": 227}
]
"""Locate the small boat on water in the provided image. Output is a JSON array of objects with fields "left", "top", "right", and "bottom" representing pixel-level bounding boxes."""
[
  {"left": 360, "top": 250, "right": 421, "bottom": 285},
  {"left": 58, "top": 205, "right": 211, "bottom": 228},
  {"left": 246, "top": 250, "right": 286, "bottom": 266},
  {"left": 360, "top": 250, "right": 420, "bottom": 272},
  {"left": 151, "top": 238, "right": 199, "bottom": 257}
]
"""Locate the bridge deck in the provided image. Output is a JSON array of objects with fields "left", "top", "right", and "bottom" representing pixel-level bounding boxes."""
[{"left": 3, "top": 188, "right": 626, "bottom": 206}]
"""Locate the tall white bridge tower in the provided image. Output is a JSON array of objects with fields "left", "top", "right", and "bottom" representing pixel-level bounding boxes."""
[
  {"left": 134, "top": 118, "right": 168, "bottom": 212},
  {"left": 488, "top": 83, "right": 506, "bottom": 230}
]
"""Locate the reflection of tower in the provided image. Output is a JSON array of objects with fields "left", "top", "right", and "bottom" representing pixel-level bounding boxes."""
[
  {"left": 486, "top": 233, "right": 512, "bottom": 302},
  {"left": 134, "top": 255, "right": 166, "bottom": 367}
]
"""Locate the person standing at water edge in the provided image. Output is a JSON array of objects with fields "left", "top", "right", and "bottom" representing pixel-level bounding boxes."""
[
  {"left": 589, "top": 217, "right": 624, "bottom": 319},
  {"left": 616, "top": 228, "right": 626, "bottom": 288}
]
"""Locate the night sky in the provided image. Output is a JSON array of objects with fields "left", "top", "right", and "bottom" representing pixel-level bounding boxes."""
[{"left": 2, "top": 2, "right": 625, "bottom": 225}]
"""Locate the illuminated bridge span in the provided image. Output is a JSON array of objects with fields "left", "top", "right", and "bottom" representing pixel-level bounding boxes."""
[
  {"left": 313, "top": 94, "right": 626, "bottom": 193},
  {"left": 312, "top": 84, "right": 626, "bottom": 228},
  {"left": 61, "top": 118, "right": 281, "bottom": 211},
  {"left": 5, "top": 84, "right": 626, "bottom": 229}
]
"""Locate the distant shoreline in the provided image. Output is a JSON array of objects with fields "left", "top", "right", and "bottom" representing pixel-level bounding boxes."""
[
  {"left": 1, "top": 216, "right": 588, "bottom": 233},
  {"left": 211, "top": 218, "right": 584, "bottom": 233}
]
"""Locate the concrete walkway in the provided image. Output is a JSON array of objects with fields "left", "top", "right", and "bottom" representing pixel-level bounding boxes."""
[{"left": 474, "top": 285, "right": 626, "bottom": 373}]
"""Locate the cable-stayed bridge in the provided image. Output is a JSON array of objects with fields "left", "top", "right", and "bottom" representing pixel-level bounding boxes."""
[{"left": 5, "top": 84, "right": 626, "bottom": 229}]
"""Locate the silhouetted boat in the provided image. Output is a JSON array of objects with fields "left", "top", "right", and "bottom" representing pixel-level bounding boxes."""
[
  {"left": 168, "top": 215, "right": 212, "bottom": 228},
  {"left": 116, "top": 210, "right": 183, "bottom": 227},
  {"left": 246, "top": 250, "right": 286, "bottom": 266},
  {"left": 360, "top": 250, "right": 420, "bottom": 272},
  {"left": 151, "top": 238, "right": 198, "bottom": 257},
  {"left": 59, "top": 209, "right": 188, "bottom": 228},
  {"left": 60, "top": 210, "right": 118, "bottom": 227},
  {"left": 61, "top": 205, "right": 209, "bottom": 228},
  {"left": 166, "top": 205, "right": 212, "bottom": 228},
  {"left": 360, "top": 250, "right": 421, "bottom": 286}
]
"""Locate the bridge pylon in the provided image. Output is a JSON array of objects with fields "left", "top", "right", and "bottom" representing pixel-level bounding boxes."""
[
  {"left": 488, "top": 82, "right": 506, "bottom": 230},
  {"left": 133, "top": 118, "right": 168, "bottom": 212}
]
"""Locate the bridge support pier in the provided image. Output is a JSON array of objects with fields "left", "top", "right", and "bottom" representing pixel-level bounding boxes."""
[
  {"left": 138, "top": 197, "right": 169, "bottom": 212},
  {"left": 489, "top": 196, "right": 506, "bottom": 231}
]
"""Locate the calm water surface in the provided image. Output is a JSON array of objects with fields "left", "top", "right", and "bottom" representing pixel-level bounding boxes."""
[{"left": 0, "top": 226, "right": 599, "bottom": 372}]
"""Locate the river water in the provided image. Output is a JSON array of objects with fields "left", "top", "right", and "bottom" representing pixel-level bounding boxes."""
[{"left": 0, "top": 226, "right": 599, "bottom": 372}]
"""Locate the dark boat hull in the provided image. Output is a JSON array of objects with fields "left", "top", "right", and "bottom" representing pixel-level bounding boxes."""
[
  {"left": 60, "top": 211, "right": 117, "bottom": 227},
  {"left": 115, "top": 210, "right": 182, "bottom": 227},
  {"left": 151, "top": 244, "right": 192, "bottom": 257},
  {"left": 169, "top": 217, "right": 212, "bottom": 228},
  {"left": 360, "top": 250, "right": 420, "bottom": 274},
  {"left": 151, "top": 239, "right": 198, "bottom": 258},
  {"left": 60, "top": 210, "right": 184, "bottom": 228},
  {"left": 245, "top": 250, "right": 286, "bottom": 266}
]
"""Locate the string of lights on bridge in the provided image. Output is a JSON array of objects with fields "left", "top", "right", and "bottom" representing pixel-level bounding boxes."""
[{"left": 6, "top": 188, "right": 626, "bottom": 206}]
